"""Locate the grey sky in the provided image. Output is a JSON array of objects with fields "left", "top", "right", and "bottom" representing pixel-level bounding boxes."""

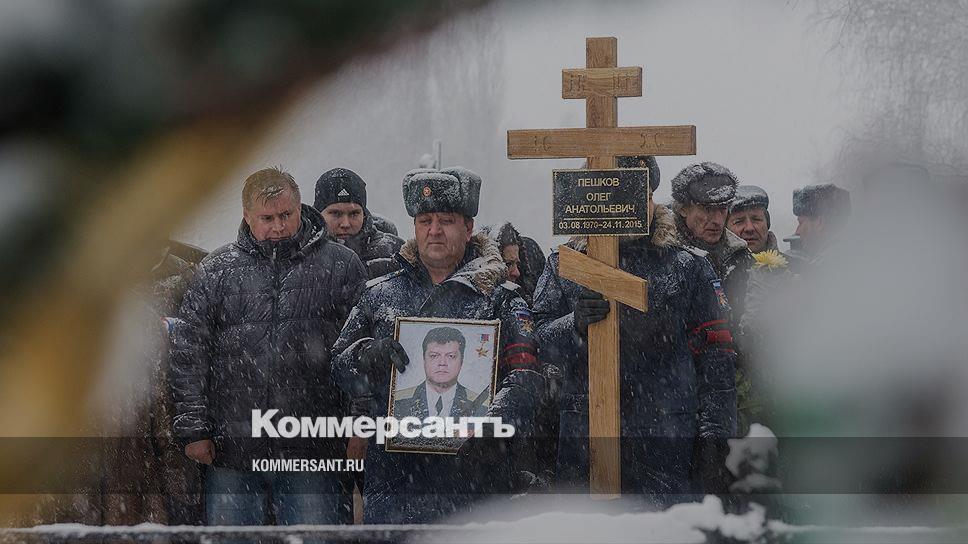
[{"left": 177, "top": 1, "right": 849, "bottom": 252}]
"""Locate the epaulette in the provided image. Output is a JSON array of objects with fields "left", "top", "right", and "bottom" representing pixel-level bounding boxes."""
[
  {"left": 684, "top": 245, "right": 709, "bottom": 258},
  {"left": 364, "top": 268, "right": 405, "bottom": 289},
  {"left": 395, "top": 384, "right": 418, "bottom": 400}
]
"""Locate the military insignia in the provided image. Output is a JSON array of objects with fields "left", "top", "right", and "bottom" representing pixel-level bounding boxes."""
[
  {"left": 422, "top": 186, "right": 432, "bottom": 197},
  {"left": 711, "top": 279, "right": 730, "bottom": 310},
  {"left": 514, "top": 308, "right": 535, "bottom": 334},
  {"left": 475, "top": 333, "right": 491, "bottom": 357}
]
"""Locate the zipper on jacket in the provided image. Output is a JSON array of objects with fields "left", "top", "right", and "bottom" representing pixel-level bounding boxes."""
[
  {"left": 268, "top": 246, "right": 279, "bottom": 430},
  {"left": 270, "top": 245, "right": 280, "bottom": 349}
]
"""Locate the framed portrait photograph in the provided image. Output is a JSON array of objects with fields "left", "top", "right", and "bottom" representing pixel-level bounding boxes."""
[{"left": 386, "top": 317, "right": 501, "bottom": 454}]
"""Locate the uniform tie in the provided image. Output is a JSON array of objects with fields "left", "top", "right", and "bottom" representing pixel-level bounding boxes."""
[{"left": 435, "top": 396, "right": 444, "bottom": 416}]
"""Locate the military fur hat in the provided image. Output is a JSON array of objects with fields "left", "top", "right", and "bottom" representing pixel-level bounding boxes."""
[
  {"left": 792, "top": 183, "right": 851, "bottom": 219},
  {"left": 617, "top": 155, "right": 660, "bottom": 191},
  {"left": 402, "top": 166, "right": 482, "bottom": 218},
  {"left": 671, "top": 162, "right": 738, "bottom": 205}
]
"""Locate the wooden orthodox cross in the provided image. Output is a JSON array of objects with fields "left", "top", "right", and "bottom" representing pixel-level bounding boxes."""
[{"left": 507, "top": 37, "right": 696, "bottom": 497}]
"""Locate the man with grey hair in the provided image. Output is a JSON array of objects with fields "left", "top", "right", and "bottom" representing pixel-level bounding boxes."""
[
  {"left": 671, "top": 162, "right": 754, "bottom": 323},
  {"left": 170, "top": 166, "right": 367, "bottom": 528},
  {"left": 671, "top": 162, "right": 756, "bottom": 433}
]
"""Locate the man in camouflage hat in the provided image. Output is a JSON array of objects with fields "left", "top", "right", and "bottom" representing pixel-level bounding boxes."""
[
  {"left": 332, "top": 166, "right": 546, "bottom": 524},
  {"left": 728, "top": 185, "right": 781, "bottom": 255}
]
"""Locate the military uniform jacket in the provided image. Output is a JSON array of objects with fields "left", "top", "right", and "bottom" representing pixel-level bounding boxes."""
[
  {"left": 533, "top": 205, "right": 737, "bottom": 498},
  {"left": 331, "top": 233, "right": 542, "bottom": 524},
  {"left": 393, "top": 381, "right": 488, "bottom": 419}
]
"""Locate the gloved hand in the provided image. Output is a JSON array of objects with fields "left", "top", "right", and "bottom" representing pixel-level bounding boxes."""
[
  {"left": 358, "top": 338, "right": 409, "bottom": 387},
  {"left": 487, "top": 369, "right": 544, "bottom": 436},
  {"left": 573, "top": 289, "right": 610, "bottom": 337}
]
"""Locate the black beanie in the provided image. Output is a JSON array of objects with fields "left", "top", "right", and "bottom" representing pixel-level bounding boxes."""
[{"left": 314, "top": 168, "right": 367, "bottom": 211}]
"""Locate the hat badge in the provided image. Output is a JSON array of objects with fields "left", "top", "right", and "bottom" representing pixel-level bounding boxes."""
[
  {"left": 337, "top": 188, "right": 350, "bottom": 198},
  {"left": 422, "top": 186, "right": 432, "bottom": 197}
]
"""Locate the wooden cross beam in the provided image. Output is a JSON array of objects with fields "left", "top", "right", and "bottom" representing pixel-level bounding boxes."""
[
  {"left": 508, "top": 127, "right": 695, "bottom": 159},
  {"left": 507, "top": 37, "right": 697, "bottom": 498}
]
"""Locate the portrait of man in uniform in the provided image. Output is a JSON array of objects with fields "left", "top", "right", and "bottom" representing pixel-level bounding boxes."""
[{"left": 387, "top": 318, "right": 500, "bottom": 453}]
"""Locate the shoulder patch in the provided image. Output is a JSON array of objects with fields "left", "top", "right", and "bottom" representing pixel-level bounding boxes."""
[
  {"left": 395, "top": 385, "right": 418, "bottom": 400},
  {"left": 512, "top": 307, "right": 535, "bottom": 334},
  {"left": 711, "top": 279, "right": 730, "bottom": 311},
  {"left": 685, "top": 245, "right": 709, "bottom": 258},
  {"left": 365, "top": 268, "right": 405, "bottom": 289}
]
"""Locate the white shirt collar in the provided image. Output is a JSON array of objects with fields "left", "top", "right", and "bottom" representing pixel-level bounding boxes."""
[{"left": 425, "top": 383, "right": 458, "bottom": 417}]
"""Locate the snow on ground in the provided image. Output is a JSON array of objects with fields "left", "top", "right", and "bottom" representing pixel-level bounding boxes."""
[{"left": 421, "top": 496, "right": 764, "bottom": 544}]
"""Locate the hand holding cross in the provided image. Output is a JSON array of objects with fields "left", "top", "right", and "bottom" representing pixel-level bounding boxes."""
[{"left": 507, "top": 36, "right": 697, "bottom": 498}]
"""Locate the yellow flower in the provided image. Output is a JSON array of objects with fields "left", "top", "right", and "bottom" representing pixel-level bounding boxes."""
[{"left": 753, "top": 250, "right": 788, "bottom": 270}]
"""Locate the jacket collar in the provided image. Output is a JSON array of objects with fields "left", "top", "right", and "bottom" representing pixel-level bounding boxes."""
[
  {"left": 673, "top": 209, "right": 749, "bottom": 261},
  {"left": 332, "top": 207, "right": 379, "bottom": 256},
  {"left": 397, "top": 233, "right": 508, "bottom": 295},
  {"left": 329, "top": 206, "right": 377, "bottom": 243},
  {"left": 237, "top": 204, "right": 328, "bottom": 260}
]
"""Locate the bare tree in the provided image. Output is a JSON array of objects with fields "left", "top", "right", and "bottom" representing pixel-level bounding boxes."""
[{"left": 814, "top": 1, "right": 968, "bottom": 178}]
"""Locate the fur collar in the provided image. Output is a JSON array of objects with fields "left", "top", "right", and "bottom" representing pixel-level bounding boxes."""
[
  {"left": 399, "top": 233, "right": 508, "bottom": 295},
  {"left": 722, "top": 228, "right": 751, "bottom": 260},
  {"left": 568, "top": 204, "right": 681, "bottom": 252}
]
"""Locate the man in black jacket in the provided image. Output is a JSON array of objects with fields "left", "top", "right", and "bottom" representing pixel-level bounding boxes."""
[
  {"left": 314, "top": 167, "right": 404, "bottom": 279},
  {"left": 332, "top": 166, "right": 546, "bottom": 524},
  {"left": 170, "top": 167, "right": 367, "bottom": 527}
]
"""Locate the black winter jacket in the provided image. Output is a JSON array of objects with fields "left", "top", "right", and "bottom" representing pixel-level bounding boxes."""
[
  {"left": 338, "top": 209, "right": 404, "bottom": 279},
  {"left": 331, "top": 234, "right": 544, "bottom": 524},
  {"left": 170, "top": 205, "right": 367, "bottom": 469},
  {"left": 534, "top": 205, "right": 737, "bottom": 499}
]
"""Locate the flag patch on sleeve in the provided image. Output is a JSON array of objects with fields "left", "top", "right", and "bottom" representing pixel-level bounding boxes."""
[
  {"left": 711, "top": 279, "right": 730, "bottom": 310},
  {"left": 513, "top": 308, "right": 535, "bottom": 334}
]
